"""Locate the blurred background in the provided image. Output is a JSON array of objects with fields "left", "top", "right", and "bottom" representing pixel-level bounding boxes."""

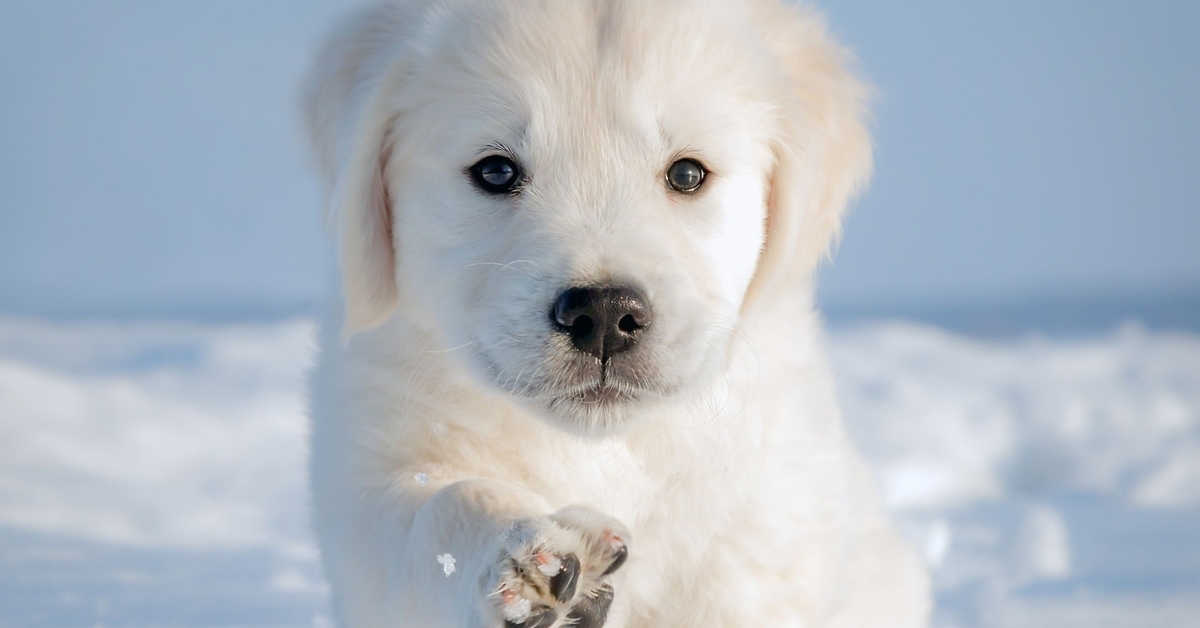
[{"left": 1, "top": 1, "right": 1197, "bottom": 627}]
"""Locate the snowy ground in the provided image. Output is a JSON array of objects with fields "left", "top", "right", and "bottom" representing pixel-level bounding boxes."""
[{"left": 1, "top": 318, "right": 1198, "bottom": 627}]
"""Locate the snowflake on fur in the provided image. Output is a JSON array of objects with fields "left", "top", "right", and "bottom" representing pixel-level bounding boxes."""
[
  {"left": 414, "top": 472, "right": 430, "bottom": 486},
  {"left": 437, "top": 553, "right": 456, "bottom": 576}
]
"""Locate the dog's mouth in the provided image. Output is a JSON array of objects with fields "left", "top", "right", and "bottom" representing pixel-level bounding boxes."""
[
  {"left": 474, "top": 336, "right": 673, "bottom": 424},
  {"left": 502, "top": 358, "right": 657, "bottom": 413},
  {"left": 556, "top": 379, "right": 640, "bottom": 406},
  {"left": 538, "top": 375, "right": 652, "bottom": 429}
]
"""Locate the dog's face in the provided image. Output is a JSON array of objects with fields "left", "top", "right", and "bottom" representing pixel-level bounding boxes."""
[
  {"left": 322, "top": 0, "right": 871, "bottom": 434},
  {"left": 394, "top": 3, "right": 779, "bottom": 431}
]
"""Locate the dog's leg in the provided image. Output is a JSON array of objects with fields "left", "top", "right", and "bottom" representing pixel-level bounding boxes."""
[{"left": 394, "top": 479, "right": 630, "bottom": 628}]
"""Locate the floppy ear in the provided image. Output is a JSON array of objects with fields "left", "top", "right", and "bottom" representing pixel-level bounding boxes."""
[
  {"left": 304, "top": 5, "right": 414, "bottom": 336},
  {"left": 329, "top": 91, "right": 400, "bottom": 335},
  {"left": 747, "top": 1, "right": 873, "bottom": 305}
]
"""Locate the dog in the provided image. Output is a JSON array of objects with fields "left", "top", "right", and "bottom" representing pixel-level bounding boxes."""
[{"left": 304, "top": 1, "right": 930, "bottom": 626}]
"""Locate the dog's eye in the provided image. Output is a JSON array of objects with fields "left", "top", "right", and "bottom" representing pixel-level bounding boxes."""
[
  {"left": 469, "top": 155, "right": 521, "bottom": 194},
  {"left": 666, "top": 158, "right": 706, "bottom": 193}
]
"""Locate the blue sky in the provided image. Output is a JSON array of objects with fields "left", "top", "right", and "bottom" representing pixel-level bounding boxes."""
[
  {"left": 820, "top": 0, "right": 1200, "bottom": 313},
  {"left": 1, "top": 0, "right": 1197, "bottom": 320}
]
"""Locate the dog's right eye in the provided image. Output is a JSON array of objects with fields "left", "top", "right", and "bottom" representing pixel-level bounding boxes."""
[
  {"left": 666, "top": 158, "right": 706, "bottom": 193},
  {"left": 469, "top": 155, "right": 522, "bottom": 194}
]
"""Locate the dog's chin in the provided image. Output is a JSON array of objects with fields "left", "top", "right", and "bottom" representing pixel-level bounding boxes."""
[
  {"left": 530, "top": 386, "right": 651, "bottom": 436},
  {"left": 540, "top": 393, "right": 648, "bottom": 437}
]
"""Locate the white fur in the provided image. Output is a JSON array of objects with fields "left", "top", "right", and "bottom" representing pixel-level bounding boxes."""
[{"left": 303, "top": 1, "right": 930, "bottom": 626}]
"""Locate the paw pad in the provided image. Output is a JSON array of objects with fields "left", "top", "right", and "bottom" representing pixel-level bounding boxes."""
[
  {"left": 565, "top": 583, "right": 615, "bottom": 628},
  {"left": 549, "top": 553, "right": 580, "bottom": 602}
]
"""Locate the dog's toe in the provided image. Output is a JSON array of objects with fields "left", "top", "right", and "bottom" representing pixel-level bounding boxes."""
[
  {"left": 549, "top": 553, "right": 581, "bottom": 602},
  {"left": 599, "top": 535, "right": 628, "bottom": 576},
  {"left": 550, "top": 506, "right": 631, "bottom": 580},
  {"left": 504, "top": 606, "right": 556, "bottom": 628},
  {"left": 564, "top": 582, "right": 614, "bottom": 628}
]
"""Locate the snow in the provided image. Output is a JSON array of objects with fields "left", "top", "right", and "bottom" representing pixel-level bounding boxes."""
[
  {"left": 1, "top": 317, "right": 1198, "bottom": 627},
  {"left": 437, "top": 554, "right": 457, "bottom": 577},
  {"left": 0, "top": 319, "right": 326, "bottom": 627},
  {"left": 830, "top": 321, "right": 1200, "bottom": 626}
]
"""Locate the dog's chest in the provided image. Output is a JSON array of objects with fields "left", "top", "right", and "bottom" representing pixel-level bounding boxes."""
[
  {"left": 541, "top": 423, "right": 809, "bottom": 620},
  {"left": 639, "top": 472, "right": 812, "bottom": 624}
]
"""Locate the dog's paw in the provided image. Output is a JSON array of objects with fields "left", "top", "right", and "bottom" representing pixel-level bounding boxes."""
[{"left": 486, "top": 507, "right": 629, "bottom": 628}]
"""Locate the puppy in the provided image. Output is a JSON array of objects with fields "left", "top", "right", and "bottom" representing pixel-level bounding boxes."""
[{"left": 304, "top": 1, "right": 930, "bottom": 626}]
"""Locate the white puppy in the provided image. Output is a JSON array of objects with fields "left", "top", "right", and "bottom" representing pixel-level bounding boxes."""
[{"left": 304, "top": 1, "right": 929, "bottom": 627}]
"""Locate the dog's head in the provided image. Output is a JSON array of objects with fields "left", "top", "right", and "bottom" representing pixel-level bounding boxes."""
[{"left": 307, "top": 0, "right": 870, "bottom": 433}]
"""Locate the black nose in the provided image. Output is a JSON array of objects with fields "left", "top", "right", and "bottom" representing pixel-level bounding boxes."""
[{"left": 552, "top": 285, "right": 652, "bottom": 360}]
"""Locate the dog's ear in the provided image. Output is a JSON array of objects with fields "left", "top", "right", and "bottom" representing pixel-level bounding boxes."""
[
  {"left": 747, "top": 1, "right": 872, "bottom": 305},
  {"left": 330, "top": 91, "right": 399, "bottom": 336},
  {"left": 305, "top": 5, "right": 414, "bottom": 336}
]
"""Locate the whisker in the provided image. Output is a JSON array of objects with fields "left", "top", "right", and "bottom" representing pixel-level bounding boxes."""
[{"left": 424, "top": 341, "right": 475, "bottom": 354}]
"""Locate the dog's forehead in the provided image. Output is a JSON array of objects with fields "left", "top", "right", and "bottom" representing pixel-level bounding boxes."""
[{"left": 411, "top": 0, "right": 775, "bottom": 156}]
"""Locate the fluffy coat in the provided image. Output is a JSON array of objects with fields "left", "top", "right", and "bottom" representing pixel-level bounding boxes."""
[{"left": 304, "top": 1, "right": 930, "bottom": 626}]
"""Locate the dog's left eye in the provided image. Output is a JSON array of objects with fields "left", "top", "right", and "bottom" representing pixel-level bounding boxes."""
[{"left": 469, "top": 155, "right": 521, "bottom": 194}]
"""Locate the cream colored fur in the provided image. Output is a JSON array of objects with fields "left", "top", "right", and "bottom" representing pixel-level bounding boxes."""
[{"left": 304, "top": 1, "right": 930, "bottom": 626}]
